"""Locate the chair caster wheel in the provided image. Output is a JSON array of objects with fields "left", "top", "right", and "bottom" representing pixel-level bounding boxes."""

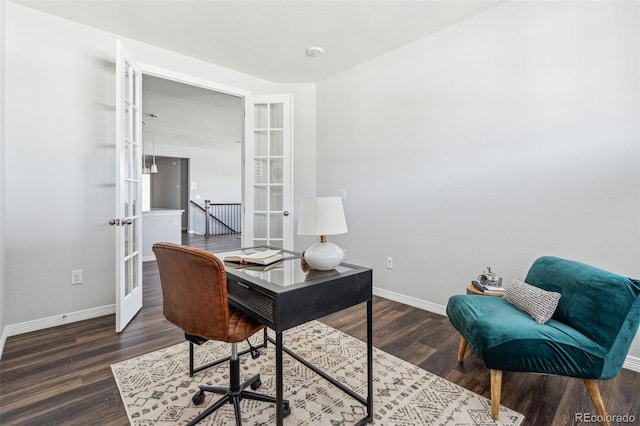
[
  {"left": 250, "top": 378, "right": 262, "bottom": 390},
  {"left": 283, "top": 402, "right": 291, "bottom": 417},
  {"left": 192, "top": 390, "right": 205, "bottom": 405}
]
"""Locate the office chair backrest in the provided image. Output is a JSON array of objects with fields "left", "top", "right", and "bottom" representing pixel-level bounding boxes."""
[{"left": 153, "top": 242, "right": 231, "bottom": 341}]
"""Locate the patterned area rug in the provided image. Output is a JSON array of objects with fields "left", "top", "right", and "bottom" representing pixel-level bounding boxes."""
[{"left": 111, "top": 321, "right": 524, "bottom": 425}]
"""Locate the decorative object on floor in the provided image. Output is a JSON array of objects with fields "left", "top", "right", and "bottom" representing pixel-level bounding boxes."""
[
  {"left": 112, "top": 320, "right": 524, "bottom": 425},
  {"left": 297, "top": 196, "right": 348, "bottom": 270},
  {"left": 447, "top": 256, "right": 640, "bottom": 424}
]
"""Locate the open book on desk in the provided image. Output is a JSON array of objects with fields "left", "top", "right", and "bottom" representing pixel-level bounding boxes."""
[
  {"left": 223, "top": 249, "right": 284, "bottom": 266},
  {"left": 224, "top": 261, "right": 283, "bottom": 273}
]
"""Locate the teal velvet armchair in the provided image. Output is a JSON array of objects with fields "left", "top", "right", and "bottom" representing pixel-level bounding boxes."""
[{"left": 447, "top": 256, "right": 640, "bottom": 424}]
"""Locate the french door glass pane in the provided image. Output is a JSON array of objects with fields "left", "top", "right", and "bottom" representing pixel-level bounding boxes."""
[
  {"left": 125, "top": 104, "right": 131, "bottom": 142},
  {"left": 269, "top": 103, "right": 283, "bottom": 128},
  {"left": 254, "top": 159, "right": 268, "bottom": 184},
  {"left": 124, "top": 65, "right": 131, "bottom": 104},
  {"left": 255, "top": 130, "right": 268, "bottom": 156},
  {"left": 131, "top": 66, "right": 138, "bottom": 105},
  {"left": 124, "top": 181, "right": 131, "bottom": 216},
  {"left": 132, "top": 253, "right": 139, "bottom": 291},
  {"left": 254, "top": 104, "right": 268, "bottom": 128},
  {"left": 270, "top": 186, "right": 283, "bottom": 211},
  {"left": 124, "top": 141, "right": 131, "bottom": 179},
  {"left": 270, "top": 158, "right": 283, "bottom": 184},
  {"left": 132, "top": 218, "right": 138, "bottom": 253},
  {"left": 125, "top": 257, "right": 132, "bottom": 296},
  {"left": 254, "top": 213, "right": 268, "bottom": 238},
  {"left": 125, "top": 213, "right": 131, "bottom": 257},
  {"left": 132, "top": 146, "right": 139, "bottom": 177},
  {"left": 254, "top": 186, "right": 268, "bottom": 211},
  {"left": 270, "top": 130, "right": 283, "bottom": 156},
  {"left": 270, "top": 213, "right": 282, "bottom": 238}
]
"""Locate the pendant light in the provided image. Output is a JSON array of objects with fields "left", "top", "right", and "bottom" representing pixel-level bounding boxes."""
[
  {"left": 150, "top": 113, "right": 158, "bottom": 174},
  {"left": 142, "top": 120, "right": 150, "bottom": 174}
]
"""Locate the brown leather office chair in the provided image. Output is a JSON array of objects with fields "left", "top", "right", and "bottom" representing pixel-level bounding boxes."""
[{"left": 153, "top": 242, "right": 289, "bottom": 425}]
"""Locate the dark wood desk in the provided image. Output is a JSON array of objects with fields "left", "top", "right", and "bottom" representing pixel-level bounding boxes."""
[{"left": 215, "top": 247, "right": 373, "bottom": 426}]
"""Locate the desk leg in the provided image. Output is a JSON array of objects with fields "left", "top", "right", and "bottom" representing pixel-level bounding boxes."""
[
  {"left": 367, "top": 299, "right": 373, "bottom": 421},
  {"left": 275, "top": 330, "right": 283, "bottom": 426}
]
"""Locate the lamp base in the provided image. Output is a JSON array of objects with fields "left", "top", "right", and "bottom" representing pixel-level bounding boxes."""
[{"left": 304, "top": 241, "right": 344, "bottom": 271}]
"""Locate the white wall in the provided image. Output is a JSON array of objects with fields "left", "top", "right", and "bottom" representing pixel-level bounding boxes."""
[
  {"left": 3, "top": 3, "right": 315, "bottom": 327},
  {"left": 316, "top": 1, "right": 640, "bottom": 358},
  {"left": 0, "top": 0, "right": 7, "bottom": 353},
  {"left": 147, "top": 142, "right": 242, "bottom": 204}
]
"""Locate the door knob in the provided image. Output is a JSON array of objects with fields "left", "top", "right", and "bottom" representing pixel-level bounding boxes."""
[
  {"left": 109, "top": 219, "right": 120, "bottom": 226},
  {"left": 122, "top": 218, "right": 133, "bottom": 225},
  {"left": 283, "top": 211, "right": 289, "bottom": 216}
]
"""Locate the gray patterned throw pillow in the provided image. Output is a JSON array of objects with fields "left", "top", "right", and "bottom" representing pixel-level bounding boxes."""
[{"left": 503, "top": 278, "right": 561, "bottom": 324}]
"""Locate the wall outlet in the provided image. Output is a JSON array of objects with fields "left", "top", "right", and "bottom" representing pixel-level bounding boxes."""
[
  {"left": 71, "top": 269, "right": 83, "bottom": 285},
  {"left": 386, "top": 257, "right": 393, "bottom": 269}
]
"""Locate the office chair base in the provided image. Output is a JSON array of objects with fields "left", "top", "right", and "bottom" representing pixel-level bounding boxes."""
[
  {"left": 188, "top": 329, "right": 269, "bottom": 377},
  {"left": 188, "top": 373, "right": 290, "bottom": 426}
]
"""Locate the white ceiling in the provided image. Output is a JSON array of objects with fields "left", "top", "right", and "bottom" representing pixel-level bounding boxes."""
[
  {"left": 15, "top": 0, "right": 503, "bottom": 83},
  {"left": 142, "top": 75, "right": 243, "bottom": 149}
]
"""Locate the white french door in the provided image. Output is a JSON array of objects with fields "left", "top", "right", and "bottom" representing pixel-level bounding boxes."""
[
  {"left": 113, "top": 40, "right": 143, "bottom": 332},
  {"left": 243, "top": 95, "right": 293, "bottom": 249}
]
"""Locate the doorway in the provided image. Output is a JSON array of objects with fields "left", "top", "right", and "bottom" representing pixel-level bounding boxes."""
[
  {"left": 117, "top": 50, "right": 294, "bottom": 333},
  {"left": 147, "top": 156, "right": 189, "bottom": 231},
  {"left": 141, "top": 74, "right": 244, "bottom": 236}
]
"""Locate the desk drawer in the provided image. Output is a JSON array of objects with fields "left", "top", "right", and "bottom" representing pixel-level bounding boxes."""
[{"left": 228, "top": 280, "right": 274, "bottom": 323}]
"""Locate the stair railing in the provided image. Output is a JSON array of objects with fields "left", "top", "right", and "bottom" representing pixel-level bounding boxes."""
[{"left": 190, "top": 200, "right": 241, "bottom": 236}]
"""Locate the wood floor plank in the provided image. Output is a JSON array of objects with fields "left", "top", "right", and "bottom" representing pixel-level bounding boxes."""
[{"left": 1, "top": 233, "right": 639, "bottom": 425}]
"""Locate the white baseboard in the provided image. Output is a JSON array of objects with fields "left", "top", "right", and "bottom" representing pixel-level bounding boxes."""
[
  {"left": 143, "top": 254, "right": 156, "bottom": 262},
  {"left": 1, "top": 304, "right": 116, "bottom": 360},
  {"left": 6, "top": 304, "right": 116, "bottom": 337},
  {"left": 0, "top": 327, "right": 7, "bottom": 361},
  {"left": 623, "top": 355, "right": 640, "bottom": 373},
  {"left": 372, "top": 286, "right": 640, "bottom": 374},
  {"left": 373, "top": 286, "right": 447, "bottom": 317}
]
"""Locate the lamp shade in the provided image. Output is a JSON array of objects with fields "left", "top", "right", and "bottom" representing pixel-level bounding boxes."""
[{"left": 297, "top": 197, "right": 347, "bottom": 236}]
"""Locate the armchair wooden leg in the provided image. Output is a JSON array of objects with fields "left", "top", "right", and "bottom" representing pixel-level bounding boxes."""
[
  {"left": 457, "top": 336, "right": 467, "bottom": 362},
  {"left": 490, "top": 369, "right": 502, "bottom": 420},
  {"left": 583, "top": 379, "right": 610, "bottom": 426}
]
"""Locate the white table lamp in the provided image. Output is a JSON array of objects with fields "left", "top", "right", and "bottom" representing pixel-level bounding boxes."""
[{"left": 297, "top": 197, "right": 348, "bottom": 270}]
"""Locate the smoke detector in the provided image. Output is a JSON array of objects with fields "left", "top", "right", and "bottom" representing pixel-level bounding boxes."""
[{"left": 306, "top": 46, "right": 324, "bottom": 57}]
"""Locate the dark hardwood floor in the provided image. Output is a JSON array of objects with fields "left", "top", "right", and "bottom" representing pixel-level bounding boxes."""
[{"left": 1, "top": 234, "right": 639, "bottom": 425}]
